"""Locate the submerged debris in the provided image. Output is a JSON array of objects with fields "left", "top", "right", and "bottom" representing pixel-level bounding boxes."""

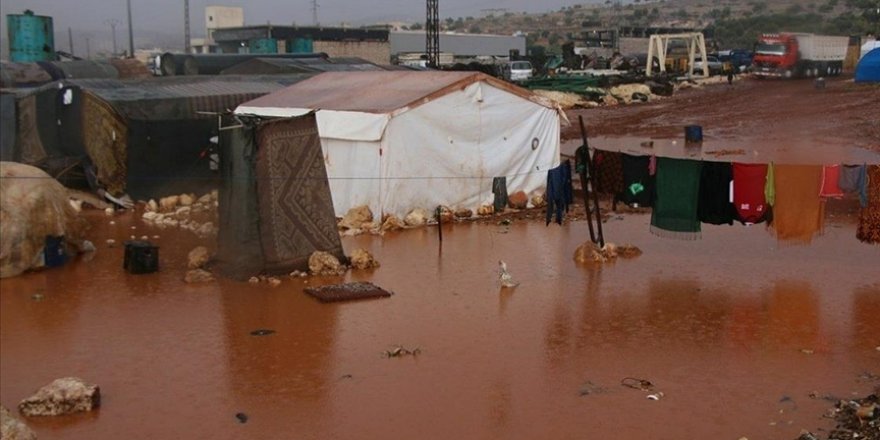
[
  {"left": 184, "top": 269, "right": 214, "bottom": 283},
  {"left": 249, "top": 329, "right": 275, "bottom": 336},
  {"left": 574, "top": 241, "right": 640, "bottom": 264},
  {"left": 498, "top": 260, "right": 519, "bottom": 288},
  {"left": 235, "top": 412, "right": 248, "bottom": 424},
  {"left": 578, "top": 381, "right": 607, "bottom": 396},
  {"left": 382, "top": 345, "right": 421, "bottom": 358},
  {"left": 304, "top": 282, "right": 393, "bottom": 303}
]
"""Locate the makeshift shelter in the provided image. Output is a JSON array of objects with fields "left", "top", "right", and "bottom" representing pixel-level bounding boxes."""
[
  {"left": 216, "top": 113, "right": 344, "bottom": 279},
  {"left": 9, "top": 74, "right": 314, "bottom": 199},
  {"left": 855, "top": 48, "right": 880, "bottom": 83},
  {"left": 0, "top": 162, "right": 88, "bottom": 278},
  {"left": 235, "top": 71, "right": 562, "bottom": 217}
]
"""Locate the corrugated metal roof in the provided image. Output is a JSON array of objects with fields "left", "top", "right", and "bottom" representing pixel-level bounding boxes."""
[
  {"left": 66, "top": 74, "right": 314, "bottom": 120},
  {"left": 238, "top": 71, "right": 552, "bottom": 114}
]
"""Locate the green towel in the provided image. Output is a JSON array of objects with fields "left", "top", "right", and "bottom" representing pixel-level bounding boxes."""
[
  {"left": 764, "top": 162, "right": 776, "bottom": 206},
  {"left": 650, "top": 157, "right": 703, "bottom": 239}
]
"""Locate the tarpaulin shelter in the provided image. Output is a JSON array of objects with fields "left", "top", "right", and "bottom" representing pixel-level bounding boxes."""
[
  {"left": 855, "top": 48, "right": 880, "bottom": 83},
  {"left": 234, "top": 71, "right": 562, "bottom": 217},
  {"left": 216, "top": 113, "right": 344, "bottom": 279},
  {"left": 7, "top": 74, "right": 314, "bottom": 199}
]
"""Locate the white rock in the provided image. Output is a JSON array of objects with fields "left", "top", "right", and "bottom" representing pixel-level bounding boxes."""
[
  {"left": 187, "top": 246, "right": 210, "bottom": 269},
  {"left": 142, "top": 211, "right": 159, "bottom": 222},
  {"left": 1, "top": 405, "right": 36, "bottom": 440},
  {"left": 18, "top": 377, "right": 100, "bottom": 416},
  {"left": 404, "top": 208, "right": 429, "bottom": 227},
  {"left": 146, "top": 199, "right": 158, "bottom": 212},
  {"left": 179, "top": 194, "right": 194, "bottom": 206},
  {"left": 104, "top": 207, "right": 114, "bottom": 216}
]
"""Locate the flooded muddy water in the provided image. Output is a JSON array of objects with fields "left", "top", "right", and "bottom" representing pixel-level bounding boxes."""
[{"left": 2, "top": 210, "right": 878, "bottom": 439}]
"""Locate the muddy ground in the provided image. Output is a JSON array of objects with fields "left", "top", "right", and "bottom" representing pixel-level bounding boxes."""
[{"left": 1, "top": 77, "right": 879, "bottom": 440}]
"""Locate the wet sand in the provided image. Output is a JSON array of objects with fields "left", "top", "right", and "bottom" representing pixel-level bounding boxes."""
[{"left": 1, "top": 209, "right": 878, "bottom": 439}]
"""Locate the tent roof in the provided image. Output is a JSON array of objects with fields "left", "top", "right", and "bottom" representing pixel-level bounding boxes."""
[
  {"left": 855, "top": 48, "right": 880, "bottom": 83},
  {"left": 236, "top": 71, "right": 556, "bottom": 115}
]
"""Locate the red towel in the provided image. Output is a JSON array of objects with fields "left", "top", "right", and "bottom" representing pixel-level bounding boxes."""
[
  {"left": 819, "top": 165, "right": 844, "bottom": 198},
  {"left": 733, "top": 163, "right": 768, "bottom": 223}
]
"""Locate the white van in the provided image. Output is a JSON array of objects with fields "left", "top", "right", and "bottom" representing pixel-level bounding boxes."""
[{"left": 507, "top": 60, "right": 533, "bottom": 82}]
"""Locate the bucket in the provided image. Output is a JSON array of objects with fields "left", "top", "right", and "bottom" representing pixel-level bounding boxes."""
[
  {"left": 685, "top": 125, "right": 703, "bottom": 143},
  {"left": 123, "top": 240, "right": 159, "bottom": 274},
  {"left": 44, "top": 235, "right": 67, "bottom": 267}
]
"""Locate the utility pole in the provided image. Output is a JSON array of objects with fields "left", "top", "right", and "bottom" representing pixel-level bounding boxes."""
[
  {"left": 68, "top": 27, "right": 74, "bottom": 55},
  {"left": 184, "top": 0, "right": 191, "bottom": 53},
  {"left": 426, "top": 0, "right": 439, "bottom": 68},
  {"left": 311, "top": 0, "right": 319, "bottom": 26},
  {"left": 126, "top": 0, "right": 134, "bottom": 58},
  {"left": 85, "top": 36, "right": 92, "bottom": 59},
  {"left": 105, "top": 19, "right": 120, "bottom": 56}
]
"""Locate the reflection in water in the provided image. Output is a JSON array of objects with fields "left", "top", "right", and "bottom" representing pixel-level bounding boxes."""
[
  {"left": 763, "top": 280, "right": 820, "bottom": 351},
  {"left": 853, "top": 284, "right": 880, "bottom": 352}
]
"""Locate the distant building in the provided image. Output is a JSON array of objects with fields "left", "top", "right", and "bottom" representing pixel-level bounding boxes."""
[
  {"left": 390, "top": 31, "right": 525, "bottom": 62},
  {"left": 191, "top": 6, "right": 245, "bottom": 54},
  {"left": 210, "top": 26, "right": 391, "bottom": 65}
]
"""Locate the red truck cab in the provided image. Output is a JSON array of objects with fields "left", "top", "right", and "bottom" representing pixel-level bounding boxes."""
[{"left": 752, "top": 34, "right": 798, "bottom": 78}]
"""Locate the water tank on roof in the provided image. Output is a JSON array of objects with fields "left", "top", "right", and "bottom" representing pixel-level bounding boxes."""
[
  {"left": 288, "top": 37, "right": 313, "bottom": 54},
  {"left": 6, "top": 10, "right": 55, "bottom": 62},
  {"left": 249, "top": 38, "right": 278, "bottom": 54}
]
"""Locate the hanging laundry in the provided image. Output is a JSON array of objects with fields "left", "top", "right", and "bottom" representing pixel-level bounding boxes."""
[
  {"left": 856, "top": 165, "right": 880, "bottom": 244},
  {"left": 819, "top": 165, "right": 845, "bottom": 198},
  {"left": 618, "top": 154, "right": 655, "bottom": 207},
  {"left": 650, "top": 157, "right": 703, "bottom": 239},
  {"left": 764, "top": 163, "right": 776, "bottom": 206},
  {"left": 545, "top": 161, "right": 568, "bottom": 225},
  {"left": 732, "top": 163, "right": 769, "bottom": 224},
  {"left": 593, "top": 150, "right": 624, "bottom": 196},
  {"left": 697, "top": 161, "right": 736, "bottom": 225},
  {"left": 838, "top": 164, "right": 868, "bottom": 207},
  {"left": 492, "top": 176, "right": 508, "bottom": 213},
  {"left": 772, "top": 164, "right": 824, "bottom": 243},
  {"left": 562, "top": 159, "right": 574, "bottom": 208}
]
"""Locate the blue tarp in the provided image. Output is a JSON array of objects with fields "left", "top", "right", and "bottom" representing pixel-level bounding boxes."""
[{"left": 855, "top": 48, "right": 880, "bottom": 83}]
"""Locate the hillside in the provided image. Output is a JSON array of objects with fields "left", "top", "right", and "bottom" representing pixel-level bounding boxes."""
[{"left": 425, "top": 0, "right": 877, "bottom": 53}]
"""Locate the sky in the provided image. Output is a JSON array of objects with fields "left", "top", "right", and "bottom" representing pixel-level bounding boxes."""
[{"left": 1, "top": 0, "right": 598, "bottom": 36}]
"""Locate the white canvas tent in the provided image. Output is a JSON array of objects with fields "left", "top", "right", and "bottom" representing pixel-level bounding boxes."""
[{"left": 235, "top": 71, "right": 562, "bottom": 217}]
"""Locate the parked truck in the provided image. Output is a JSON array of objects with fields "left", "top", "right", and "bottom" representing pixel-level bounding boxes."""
[{"left": 752, "top": 33, "right": 849, "bottom": 78}]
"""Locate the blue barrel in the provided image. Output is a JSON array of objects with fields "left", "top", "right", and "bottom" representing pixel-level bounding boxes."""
[
  {"left": 248, "top": 38, "right": 278, "bottom": 54},
  {"left": 7, "top": 10, "right": 55, "bottom": 62},
  {"left": 288, "top": 37, "right": 313, "bottom": 53},
  {"left": 685, "top": 125, "right": 703, "bottom": 143}
]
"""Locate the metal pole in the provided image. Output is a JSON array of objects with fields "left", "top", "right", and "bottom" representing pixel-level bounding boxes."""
[
  {"left": 86, "top": 37, "right": 91, "bottom": 59},
  {"left": 68, "top": 27, "right": 74, "bottom": 55},
  {"left": 578, "top": 115, "right": 605, "bottom": 247},
  {"left": 312, "top": 0, "right": 319, "bottom": 26},
  {"left": 105, "top": 20, "right": 119, "bottom": 56},
  {"left": 127, "top": 0, "right": 134, "bottom": 58},
  {"left": 184, "top": 0, "right": 191, "bottom": 53}
]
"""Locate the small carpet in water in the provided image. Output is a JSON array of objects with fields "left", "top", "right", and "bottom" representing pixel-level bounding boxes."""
[{"left": 304, "top": 282, "right": 393, "bottom": 303}]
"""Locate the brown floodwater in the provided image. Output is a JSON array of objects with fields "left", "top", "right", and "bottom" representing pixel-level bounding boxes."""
[{"left": 1, "top": 208, "right": 878, "bottom": 439}]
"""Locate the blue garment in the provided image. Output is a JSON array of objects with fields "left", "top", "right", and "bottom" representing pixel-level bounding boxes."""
[{"left": 546, "top": 160, "right": 572, "bottom": 225}]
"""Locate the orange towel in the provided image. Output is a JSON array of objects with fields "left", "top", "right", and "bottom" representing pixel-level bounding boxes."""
[{"left": 772, "top": 165, "right": 824, "bottom": 243}]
